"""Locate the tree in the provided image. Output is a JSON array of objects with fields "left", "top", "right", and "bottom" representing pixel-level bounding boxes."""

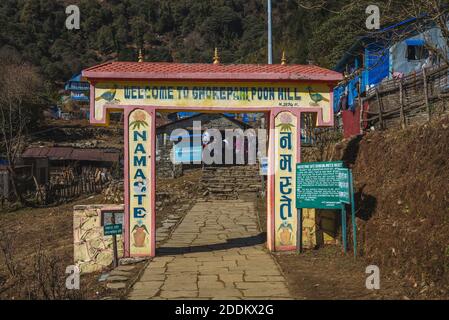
[{"left": 0, "top": 59, "right": 44, "bottom": 205}]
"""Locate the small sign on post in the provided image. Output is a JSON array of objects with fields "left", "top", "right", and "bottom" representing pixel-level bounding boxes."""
[
  {"left": 103, "top": 212, "right": 123, "bottom": 267},
  {"left": 104, "top": 224, "right": 123, "bottom": 236},
  {"left": 259, "top": 157, "right": 269, "bottom": 176},
  {"left": 338, "top": 168, "right": 350, "bottom": 204}
]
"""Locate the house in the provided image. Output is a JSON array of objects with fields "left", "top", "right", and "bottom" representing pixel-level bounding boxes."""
[
  {"left": 65, "top": 73, "right": 90, "bottom": 103},
  {"left": 21, "top": 147, "right": 121, "bottom": 185},
  {"left": 333, "top": 16, "right": 449, "bottom": 137},
  {"left": 0, "top": 164, "right": 33, "bottom": 200},
  {"left": 155, "top": 113, "right": 257, "bottom": 178}
]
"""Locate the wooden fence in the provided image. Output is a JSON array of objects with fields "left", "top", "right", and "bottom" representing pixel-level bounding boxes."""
[
  {"left": 362, "top": 64, "right": 449, "bottom": 130},
  {"left": 37, "top": 178, "right": 108, "bottom": 205},
  {"left": 301, "top": 113, "right": 343, "bottom": 146}
]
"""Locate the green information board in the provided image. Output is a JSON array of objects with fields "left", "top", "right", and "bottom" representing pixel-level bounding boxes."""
[
  {"left": 295, "top": 161, "right": 357, "bottom": 257},
  {"left": 104, "top": 224, "right": 122, "bottom": 236},
  {"left": 296, "top": 161, "right": 344, "bottom": 209},
  {"left": 338, "top": 168, "right": 350, "bottom": 204}
]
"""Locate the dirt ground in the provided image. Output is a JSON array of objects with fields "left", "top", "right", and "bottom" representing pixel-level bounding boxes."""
[
  {"left": 0, "top": 169, "right": 204, "bottom": 300},
  {"left": 272, "top": 114, "right": 449, "bottom": 300},
  {"left": 0, "top": 195, "right": 109, "bottom": 299},
  {"left": 275, "top": 247, "right": 404, "bottom": 300},
  {"left": 254, "top": 195, "right": 402, "bottom": 299}
]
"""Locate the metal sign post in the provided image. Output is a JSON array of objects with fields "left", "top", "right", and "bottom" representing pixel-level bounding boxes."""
[
  {"left": 341, "top": 203, "right": 347, "bottom": 253},
  {"left": 338, "top": 168, "right": 350, "bottom": 254},
  {"left": 296, "top": 208, "right": 303, "bottom": 254},
  {"left": 103, "top": 212, "right": 123, "bottom": 268},
  {"left": 349, "top": 170, "right": 357, "bottom": 257},
  {"left": 111, "top": 212, "right": 118, "bottom": 268}
]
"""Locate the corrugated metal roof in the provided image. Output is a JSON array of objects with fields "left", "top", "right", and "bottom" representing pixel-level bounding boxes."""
[
  {"left": 71, "top": 149, "right": 119, "bottom": 162},
  {"left": 22, "top": 147, "right": 119, "bottom": 162},
  {"left": 46, "top": 147, "right": 73, "bottom": 160},
  {"left": 82, "top": 62, "right": 343, "bottom": 82}
]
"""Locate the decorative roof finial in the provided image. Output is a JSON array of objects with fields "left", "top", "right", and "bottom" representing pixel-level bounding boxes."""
[
  {"left": 138, "top": 49, "right": 144, "bottom": 63},
  {"left": 213, "top": 47, "right": 220, "bottom": 64},
  {"left": 281, "top": 50, "right": 287, "bottom": 65}
]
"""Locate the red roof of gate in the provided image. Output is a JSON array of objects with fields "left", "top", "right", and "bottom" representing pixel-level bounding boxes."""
[{"left": 82, "top": 62, "right": 342, "bottom": 82}]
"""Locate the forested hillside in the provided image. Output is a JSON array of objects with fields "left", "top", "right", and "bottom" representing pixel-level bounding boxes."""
[{"left": 0, "top": 0, "right": 407, "bottom": 85}]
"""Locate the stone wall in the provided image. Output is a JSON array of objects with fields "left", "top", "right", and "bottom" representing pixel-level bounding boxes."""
[
  {"left": 302, "top": 209, "right": 337, "bottom": 249},
  {"left": 156, "top": 140, "right": 183, "bottom": 178},
  {"left": 73, "top": 204, "right": 125, "bottom": 273}
]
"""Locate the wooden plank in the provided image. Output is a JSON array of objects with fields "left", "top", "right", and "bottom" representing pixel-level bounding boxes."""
[
  {"left": 375, "top": 88, "right": 384, "bottom": 130},
  {"left": 423, "top": 67, "right": 431, "bottom": 120},
  {"left": 399, "top": 80, "right": 406, "bottom": 129}
]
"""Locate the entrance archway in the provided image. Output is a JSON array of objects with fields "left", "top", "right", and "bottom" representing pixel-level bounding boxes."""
[{"left": 82, "top": 62, "right": 342, "bottom": 257}]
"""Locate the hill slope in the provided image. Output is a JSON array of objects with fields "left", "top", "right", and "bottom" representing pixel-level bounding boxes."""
[{"left": 341, "top": 116, "right": 449, "bottom": 298}]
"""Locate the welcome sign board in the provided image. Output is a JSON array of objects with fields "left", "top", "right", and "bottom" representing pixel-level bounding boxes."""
[{"left": 93, "top": 81, "right": 332, "bottom": 123}]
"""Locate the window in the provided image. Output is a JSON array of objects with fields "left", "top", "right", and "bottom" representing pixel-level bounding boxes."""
[
  {"left": 407, "top": 45, "right": 428, "bottom": 61},
  {"left": 405, "top": 39, "right": 428, "bottom": 61}
]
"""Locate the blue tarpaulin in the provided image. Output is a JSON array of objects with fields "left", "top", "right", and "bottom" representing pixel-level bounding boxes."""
[
  {"left": 178, "top": 112, "right": 199, "bottom": 119},
  {"left": 333, "top": 85, "right": 344, "bottom": 113},
  {"left": 365, "top": 44, "right": 390, "bottom": 87},
  {"left": 347, "top": 76, "right": 359, "bottom": 111},
  {"left": 405, "top": 38, "right": 425, "bottom": 46}
]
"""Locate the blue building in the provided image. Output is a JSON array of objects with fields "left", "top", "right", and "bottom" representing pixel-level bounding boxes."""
[
  {"left": 65, "top": 73, "right": 90, "bottom": 102},
  {"left": 333, "top": 17, "right": 448, "bottom": 113}
]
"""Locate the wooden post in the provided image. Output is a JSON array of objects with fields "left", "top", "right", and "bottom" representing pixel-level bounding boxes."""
[
  {"left": 375, "top": 88, "right": 384, "bottom": 130},
  {"left": 399, "top": 80, "right": 406, "bottom": 129},
  {"left": 296, "top": 208, "right": 303, "bottom": 254},
  {"left": 341, "top": 204, "right": 347, "bottom": 254},
  {"left": 349, "top": 170, "right": 357, "bottom": 258},
  {"left": 423, "top": 67, "right": 431, "bottom": 120},
  {"left": 357, "top": 81, "right": 363, "bottom": 134},
  {"left": 111, "top": 212, "right": 119, "bottom": 268}
]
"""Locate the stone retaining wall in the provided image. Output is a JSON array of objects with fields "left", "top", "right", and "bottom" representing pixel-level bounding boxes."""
[
  {"left": 73, "top": 204, "right": 125, "bottom": 273},
  {"left": 302, "top": 209, "right": 338, "bottom": 249},
  {"left": 156, "top": 141, "right": 183, "bottom": 178}
]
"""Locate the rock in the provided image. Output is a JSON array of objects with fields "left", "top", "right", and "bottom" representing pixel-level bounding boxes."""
[
  {"left": 98, "top": 273, "right": 109, "bottom": 282},
  {"left": 106, "top": 282, "right": 126, "bottom": 289},
  {"left": 107, "top": 275, "right": 129, "bottom": 282},
  {"left": 119, "top": 258, "right": 148, "bottom": 266},
  {"left": 110, "top": 269, "right": 131, "bottom": 277},
  {"left": 162, "top": 222, "right": 176, "bottom": 228}
]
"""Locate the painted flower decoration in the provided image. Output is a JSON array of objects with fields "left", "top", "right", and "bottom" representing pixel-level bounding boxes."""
[
  {"left": 276, "top": 112, "right": 295, "bottom": 132},
  {"left": 129, "top": 110, "right": 148, "bottom": 130},
  {"left": 280, "top": 113, "right": 292, "bottom": 124}
]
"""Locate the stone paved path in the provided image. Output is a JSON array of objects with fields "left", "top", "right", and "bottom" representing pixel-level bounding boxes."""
[{"left": 128, "top": 200, "right": 292, "bottom": 300}]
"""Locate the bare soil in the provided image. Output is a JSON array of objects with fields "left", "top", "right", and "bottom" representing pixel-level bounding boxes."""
[
  {"left": 0, "top": 195, "right": 109, "bottom": 299},
  {"left": 348, "top": 115, "right": 449, "bottom": 299},
  {"left": 275, "top": 247, "right": 402, "bottom": 300},
  {"left": 272, "top": 115, "right": 449, "bottom": 300},
  {"left": 0, "top": 169, "right": 204, "bottom": 300}
]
